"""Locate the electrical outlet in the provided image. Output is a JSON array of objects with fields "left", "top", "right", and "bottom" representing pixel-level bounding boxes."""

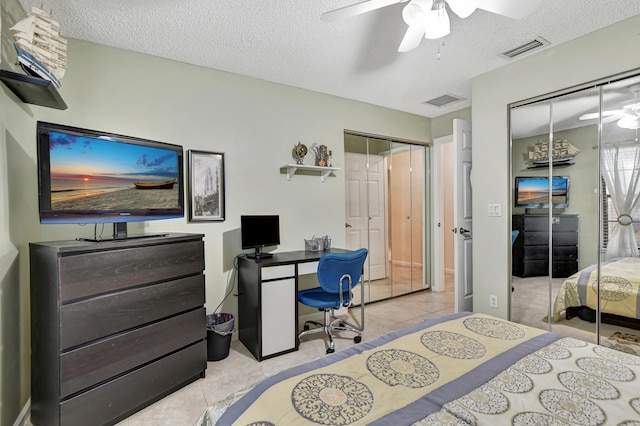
[{"left": 489, "top": 294, "right": 498, "bottom": 309}]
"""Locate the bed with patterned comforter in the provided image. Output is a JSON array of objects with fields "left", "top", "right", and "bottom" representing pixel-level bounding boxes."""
[
  {"left": 195, "top": 312, "right": 640, "bottom": 425},
  {"left": 553, "top": 257, "right": 640, "bottom": 323}
]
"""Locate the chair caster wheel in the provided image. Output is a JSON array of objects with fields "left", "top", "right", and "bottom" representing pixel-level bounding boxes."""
[
  {"left": 326, "top": 347, "right": 335, "bottom": 354},
  {"left": 303, "top": 324, "right": 310, "bottom": 331},
  {"left": 354, "top": 336, "right": 362, "bottom": 344}
]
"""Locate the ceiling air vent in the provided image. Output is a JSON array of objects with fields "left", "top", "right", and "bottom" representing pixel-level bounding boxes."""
[
  {"left": 500, "top": 37, "right": 549, "bottom": 59},
  {"left": 424, "top": 93, "right": 466, "bottom": 107}
]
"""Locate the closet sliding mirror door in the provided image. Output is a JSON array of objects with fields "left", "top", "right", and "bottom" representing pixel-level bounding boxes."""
[
  {"left": 548, "top": 88, "right": 600, "bottom": 343},
  {"left": 345, "top": 134, "right": 428, "bottom": 305},
  {"left": 388, "top": 142, "right": 426, "bottom": 297},
  {"left": 510, "top": 87, "right": 601, "bottom": 342},
  {"left": 510, "top": 99, "right": 553, "bottom": 332},
  {"left": 511, "top": 72, "right": 640, "bottom": 355},
  {"left": 598, "top": 76, "right": 640, "bottom": 352}
]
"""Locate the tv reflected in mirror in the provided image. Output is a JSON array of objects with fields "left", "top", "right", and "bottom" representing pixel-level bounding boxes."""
[{"left": 514, "top": 176, "right": 570, "bottom": 209}]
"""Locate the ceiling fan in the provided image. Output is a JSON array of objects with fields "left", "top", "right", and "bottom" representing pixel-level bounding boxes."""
[
  {"left": 579, "top": 85, "right": 640, "bottom": 130},
  {"left": 321, "top": 0, "right": 542, "bottom": 52}
]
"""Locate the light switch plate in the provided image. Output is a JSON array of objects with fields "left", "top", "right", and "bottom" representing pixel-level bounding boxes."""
[{"left": 488, "top": 203, "right": 502, "bottom": 217}]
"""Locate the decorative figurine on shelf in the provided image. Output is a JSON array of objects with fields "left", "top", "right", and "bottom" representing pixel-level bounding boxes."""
[
  {"left": 310, "top": 143, "right": 332, "bottom": 167},
  {"left": 292, "top": 142, "right": 308, "bottom": 165}
]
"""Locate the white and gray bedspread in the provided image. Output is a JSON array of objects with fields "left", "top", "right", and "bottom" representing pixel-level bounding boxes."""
[
  {"left": 196, "top": 312, "right": 640, "bottom": 425},
  {"left": 553, "top": 257, "right": 640, "bottom": 322}
]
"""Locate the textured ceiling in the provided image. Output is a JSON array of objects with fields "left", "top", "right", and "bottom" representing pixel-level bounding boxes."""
[{"left": 15, "top": 0, "right": 640, "bottom": 118}]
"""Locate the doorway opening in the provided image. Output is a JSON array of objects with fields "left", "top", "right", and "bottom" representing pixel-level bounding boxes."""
[{"left": 433, "top": 136, "right": 455, "bottom": 294}]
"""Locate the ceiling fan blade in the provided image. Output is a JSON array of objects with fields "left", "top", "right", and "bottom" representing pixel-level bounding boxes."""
[
  {"left": 477, "top": 0, "right": 541, "bottom": 19},
  {"left": 321, "top": 0, "right": 407, "bottom": 22},
  {"left": 447, "top": 0, "right": 481, "bottom": 19},
  {"left": 579, "top": 110, "right": 623, "bottom": 121},
  {"left": 398, "top": 24, "right": 425, "bottom": 52}
]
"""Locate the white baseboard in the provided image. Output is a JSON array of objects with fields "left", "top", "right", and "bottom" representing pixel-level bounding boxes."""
[
  {"left": 391, "top": 260, "right": 424, "bottom": 268},
  {"left": 12, "top": 398, "right": 30, "bottom": 426}
]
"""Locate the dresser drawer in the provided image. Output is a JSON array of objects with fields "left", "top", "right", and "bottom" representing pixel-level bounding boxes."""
[
  {"left": 58, "top": 240, "right": 205, "bottom": 302},
  {"left": 524, "top": 231, "right": 577, "bottom": 246},
  {"left": 61, "top": 308, "right": 205, "bottom": 397},
  {"left": 523, "top": 245, "right": 578, "bottom": 261},
  {"left": 523, "top": 215, "right": 578, "bottom": 232},
  {"left": 59, "top": 341, "right": 206, "bottom": 426},
  {"left": 60, "top": 275, "right": 204, "bottom": 350},
  {"left": 522, "top": 260, "right": 579, "bottom": 278}
]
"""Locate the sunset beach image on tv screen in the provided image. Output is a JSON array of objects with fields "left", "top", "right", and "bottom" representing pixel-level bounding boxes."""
[
  {"left": 48, "top": 131, "right": 180, "bottom": 211},
  {"left": 517, "top": 177, "right": 568, "bottom": 205}
]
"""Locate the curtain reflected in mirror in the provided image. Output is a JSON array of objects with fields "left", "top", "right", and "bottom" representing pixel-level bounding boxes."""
[{"left": 510, "top": 72, "right": 640, "bottom": 357}]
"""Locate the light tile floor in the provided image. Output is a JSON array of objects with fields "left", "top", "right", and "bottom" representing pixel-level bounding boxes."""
[{"left": 116, "top": 278, "right": 455, "bottom": 425}]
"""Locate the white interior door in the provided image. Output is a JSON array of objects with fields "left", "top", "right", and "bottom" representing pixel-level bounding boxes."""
[
  {"left": 453, "top": 119, "right": 473, "bottom": 312},
  {"left": 345, "top": 152, "right": 386, "bottom": 281}
]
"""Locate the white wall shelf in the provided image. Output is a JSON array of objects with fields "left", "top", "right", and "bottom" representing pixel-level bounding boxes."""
[{"left": 285, "top": 164, "right": 340, "bottom": 182}]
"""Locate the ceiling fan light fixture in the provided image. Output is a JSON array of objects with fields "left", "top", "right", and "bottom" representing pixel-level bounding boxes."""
[
  {"left": 617, "top": 114, "right": 640, "bottom": 130},
  {"left": 446, "top": 0, "right": 481, "bottom": 18},
  {"left": 402, "top": 0, "right": 431, "bottom": 26},
  {"left": 424, "top": 2, "right": 450, "bottom": 39}
]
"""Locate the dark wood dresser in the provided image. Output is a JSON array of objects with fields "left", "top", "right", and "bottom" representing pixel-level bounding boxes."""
[
  {"left": 512, "top": 214, "right": 579, "bottom": 278},
  {"left": 29, "top": 233, "right": 206, "bottom": 426}
]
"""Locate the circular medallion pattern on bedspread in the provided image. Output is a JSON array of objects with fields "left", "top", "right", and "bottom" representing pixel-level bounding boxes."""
[
  {"left": 291, "top": 374, "right": 373, "bottom": 424},
  {"left": 576, "top": 357, "right": 636, "bottom": 381},
  {"left": 366, "top": 349, "right": 439, "bottom": 388},
  {"left": 512, "top": 412, "right": 571, "bottom": 426},
  {"left": 591, "top": 276, "right": 633, "bottom": 302},
  {"left": 594, "top": 345, "right": 640, "bottom": 365},
  {"left": 539, "top": 389, "right": 606, "bottom": 425},
  {"left": 631, "top": 398, "right": 640, "bottom": 415},
  {"left": 513, "top": 354, "right": 553, "bottom": 374},
  {"left": 487, "top": 368, "right": 534, "bottom": 393},
  {"left": 556, "top": 337, "right": 589, "bottom": 348},
  {"left": 457, "top": 384, "right": 509, "bottom": 414},
  {"left": 535, "top": 342, "right": 572, "bottom": 360},
  {"left": 420, "top": 331, "right": 487, "bottom": 359},
  {"left": 557, "top": 371, "right": 620, "bottom": 399},
  {"left": 462, "top": 317, "right": 526, "bottom": 340}
]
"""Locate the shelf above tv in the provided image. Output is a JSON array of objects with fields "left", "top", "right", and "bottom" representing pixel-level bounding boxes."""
[
  {"left": 526, "top": 160, "right": 574, "bottom": 169},
  {"left": 0, "top": 69, "right": 67, "bottom": 110},
  {"left": 285, "top": 164, "right": 340, "bottom": 182}
]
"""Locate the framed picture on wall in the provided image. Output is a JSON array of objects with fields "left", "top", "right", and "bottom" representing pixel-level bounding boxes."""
[{"left": 188, "top": 150, "right": 225, "bottom": 222}]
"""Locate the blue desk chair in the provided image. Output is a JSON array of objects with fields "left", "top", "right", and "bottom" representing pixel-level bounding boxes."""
[{"left": 298, "top": 248, "right": 368, "bottom": 354}]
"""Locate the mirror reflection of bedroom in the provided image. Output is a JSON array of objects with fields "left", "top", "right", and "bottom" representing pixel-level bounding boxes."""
[{"left": 510, "top": 72, "right": 640, "bottom": 356}]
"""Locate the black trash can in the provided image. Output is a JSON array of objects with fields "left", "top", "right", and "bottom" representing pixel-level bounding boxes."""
[{"left": 206, "top": 313, "right": 234, "bottom": 361}]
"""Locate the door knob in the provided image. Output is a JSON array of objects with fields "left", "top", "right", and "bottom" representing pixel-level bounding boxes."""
[{"left": 345, "top": 223, "right": 352, "bottom": 228}]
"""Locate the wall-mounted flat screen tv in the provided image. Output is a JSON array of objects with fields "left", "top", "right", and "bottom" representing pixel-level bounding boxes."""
[
  {"left": 37, "top": 121, "right": 185, "bottom": 226},
  {"left": 514, "top": 176, "right": 569, "bottom": 209}
]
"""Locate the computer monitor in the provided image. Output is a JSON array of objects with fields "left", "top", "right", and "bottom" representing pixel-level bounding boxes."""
[{"left": 241, "top": 215, "right": 280, "bottom": 258}]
